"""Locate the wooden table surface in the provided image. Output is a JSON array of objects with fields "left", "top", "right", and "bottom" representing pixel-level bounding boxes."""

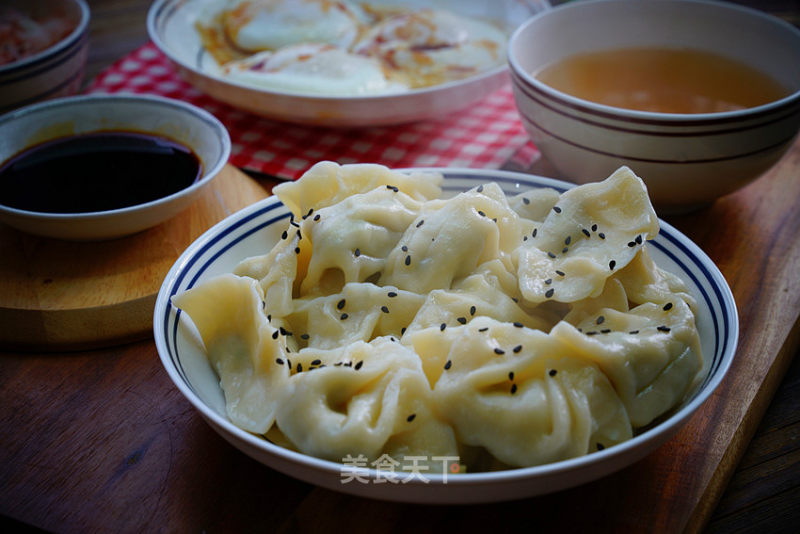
[{"left": 2, "top": 1, "right": 799, "bottom": 532}]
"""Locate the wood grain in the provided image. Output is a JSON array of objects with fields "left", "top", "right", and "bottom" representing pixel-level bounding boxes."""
[
  {"left": 0, "top": 165, "right": 269, "bottom": 351},
  {"left": 1, "top": 138, "right": 798, "bottom": 533}
]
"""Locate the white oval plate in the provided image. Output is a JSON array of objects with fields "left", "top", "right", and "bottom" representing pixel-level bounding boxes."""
[
  {"left": 147, "top": 0, "right": 545, "bottom": 127},
  {"left": 153, "top": 168, "right": 738, "bottom": 503}
]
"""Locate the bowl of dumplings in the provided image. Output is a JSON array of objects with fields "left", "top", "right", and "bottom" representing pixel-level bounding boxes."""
[
  {"left": 154, "top": 161, "right": 738, "bottom": 503},
  {"left": 147, "top": 0, "right": 546, "bottom": 126}
]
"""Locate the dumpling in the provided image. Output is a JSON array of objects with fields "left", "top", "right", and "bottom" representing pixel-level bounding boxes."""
[
  {"left": 275, "top": 336, "right": 458, "bottom": 465},
  {"left": 405, "top": 317, "right": 632, "bottom": 466},
  {"left": 514, "top": 166, "right": 660, "bottom": 304}
]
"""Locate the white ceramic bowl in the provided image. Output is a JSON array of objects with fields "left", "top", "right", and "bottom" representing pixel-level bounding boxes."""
[
  {"left": 0, "top": 0, "right": 90, "bottom": 114},
  {"left": 153, "top": 168, "right": 738, "bottom": 504},
  {"left": 147, "top": 0, "right": 547, "bottom": 127},
  {"left": 0, "top": 94, "right": 231, "bottom": 240},
  {"left": 508, "top": 0, "right": 800, "bottom": 213}
]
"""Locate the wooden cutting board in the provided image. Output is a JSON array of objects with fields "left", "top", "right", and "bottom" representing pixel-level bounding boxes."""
[{"left": 0, "top": 165, "right": 271, "bottom": 352}]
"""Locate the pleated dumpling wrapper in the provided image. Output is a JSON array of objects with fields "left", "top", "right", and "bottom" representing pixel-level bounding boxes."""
[{"left": 172, "top": 162, "right": 703, "bottom": 472}]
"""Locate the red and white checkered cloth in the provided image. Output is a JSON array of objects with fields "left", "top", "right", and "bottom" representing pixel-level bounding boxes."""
[{"left": 86, "top": 42, "right": 539, "bottom": 180}]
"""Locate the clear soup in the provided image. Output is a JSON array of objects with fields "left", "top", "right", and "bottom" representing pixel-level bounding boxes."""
[{"left": 534, "top": 47, "right": 790, "bottom": 114}]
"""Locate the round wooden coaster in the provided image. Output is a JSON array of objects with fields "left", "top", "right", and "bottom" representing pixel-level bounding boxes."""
[{"left": 0, "top": 165, "right": 270, "bottom": 352}]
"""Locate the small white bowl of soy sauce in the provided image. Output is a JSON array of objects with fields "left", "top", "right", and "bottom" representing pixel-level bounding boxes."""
[{"left": 0, "top": 94, "right": 231, "bottom": 240}]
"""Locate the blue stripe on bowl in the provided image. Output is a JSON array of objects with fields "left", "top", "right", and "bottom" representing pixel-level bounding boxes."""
[{"left": 164, "top": 200, "right": 288, "bottom": 391}]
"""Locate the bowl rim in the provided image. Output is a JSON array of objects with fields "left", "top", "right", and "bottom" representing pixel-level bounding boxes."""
[
  {"left": 153, "top": 167, "right": 739, "bottom": 489},
  {"left": 146, "top": 0, "right": 512, "bottom": 102},
  {"left": 0, "top": 0, "right": 91, "bottom": 75},
  {"left": 0, "top": 93, "right": 232, "bottom": 221},
  {"left": 508, "top": 0, "right": 800, "bottom": 125}
]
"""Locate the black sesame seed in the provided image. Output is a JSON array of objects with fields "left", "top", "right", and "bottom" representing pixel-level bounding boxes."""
[
  {"left": 440, "top": 323, "right": 447, "bottom": 331},
  {"left": 523, "top": 197, "right": 530, "bottom": 205},
  {"left": 523, "top": 236, "right": 528, "bottom": 241},
  {"left": 297, "top": 363, "right": 303, "bottom": 372},
  {"left": 513, "top": 345, "right": 522, "bottom": 353},
  {"left": 405, "top": 255, "right": 411, "bottom": 266},
  {"left": 281, "top": 230, "right": 288, "bottom": 240},
  {"left": 340, "top": 313, "right": 349, "bottom": 320},
  {"left": 582, "top": 228, "right": 591, "bottom": 237},
  {"left": 545, "top": 278, "right": 552, "bottom": 285},
  {"left": 311, "top": 359, "right": 321, "bottom": 366},
  {"left": 510, "top": 384, "right": 518, "bottom": 394},
  {"left": 355, "top": 360, "right": 364, "bottom": 370},
  {"left": 663, "top": 302, "right": 673, "bottom": 311},
  {"left": 587, "top": 331, "right": 598, "bottom": 336},
  {"left": 601, "top": 329, "right": 611, "bottom": 334},
  {"left": 276, "top": 358, "right": 284, "bottom": 365},
  {"left": 478, "top": 327, "right": 489, "bottom": 332},
  {"left": 629, "top": 330, "right": 639, "bottom": 335},
  {"left": 565, "top": 236, "right": 571, "bottom": 245},
  {"left": 545, "top": 288, "right": 554, "bottom": 298},
  {"left": 294, "top": 247, "right": 301, "bottom": 254},
  {"left": 597, "top": 316, "right": 605, "bottom": 325},
  {"left": 401, "top": 327, "right": 407, "bottom": 335},
  {"left": 597, "top": 443, "right": 605, "bottom": 451},
  {"left": 337, "top": 299, "right": 346, "bottom": 310},
  {"left": 513, "top": 322, "right": 523, "bottom": 328},
  {"left": 354, "top": 248, "right": 361, "bottom": 257},
  {"left": 478, "top": 210, "right": 486, "bottom": 217},
  {"left": 381, "top": 305, "right": 390, "bottom": 313},
  {"left": 598, "top": 232, "right": 606, "bottom": 239},
  {"left": 387, "top": 185, "right": 399, "bottom": 192},
  {"left": 549, "top": 369, "right": 557, "bottom": 377},
  {"left": 494, "top": 348, "right": 505, "bottom": 355},
  {"left": 407, "top": 414, "right": 416, "bottom": 422},
  {"left": 287, "top": 359, "right": 292, "bottom": 369},
  {"left": 272, "top": 331, "right": 279, "bottom": 340},
  {"left": 591, "top": 224, "right": 598, "bottom": 232},
  {"left": 301, "top": 333, "right": 310, "bottom": 340},
  {"left": 388, "top": 291, "right": 397, "bottom": 298},
  {"left": 547, "top": 251, "right": 556, "bottom": 259},
  {"left": 628, "top": 241, "right": 636, "bottom": 247},
  {"left": 553, "top": 206, "right": 562, "bottom": 213},
  {"left": 609, "top": 260, "right": 617, "bottom": 270},
  {"left": 555, "top": 270, "right": 565, "bottom": 277},
  {"left": 416, "top": 220, "right": 425, "bottom": 228},
  {"left": 457, "top": 317, "right": 467, "bottom": 324},
  {"left": 657, "top": 325, "right": 671, "bottom": 332},
  {"left": 470, "top": 305, "right": 476, "bottom": 316},
  {"left": 562, "top": 247, "right": 569, "bottom": 254},
  {"left": 401, "top": 245, "right": 408, "bottom": 252},
  {"left": 313, "top": 213, "right": 321, "bottom": 221},
  {"left": 508, "top": 371, "right": 515, "bottom": 380},
  {"left": 532, "top": 228, "right": 538, "bottom": 238},
  {"left": 636, "top": 234, "right": 643, "bottom": 244},
  {"left": 444, "top": 360, "right": 452, "bottom": 370}
]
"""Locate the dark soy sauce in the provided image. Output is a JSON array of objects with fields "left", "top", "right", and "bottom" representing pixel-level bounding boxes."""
[{"left": 0, "top": 131, "right": 202, "bottom": 213}]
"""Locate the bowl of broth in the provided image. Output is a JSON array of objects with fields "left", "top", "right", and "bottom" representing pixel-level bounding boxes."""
[
  {"left": 0, "top": 94, "right": 230, "bottom": 240},
  {"left": 508, "top": 0, "right": 800, "bottom": 212}
]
